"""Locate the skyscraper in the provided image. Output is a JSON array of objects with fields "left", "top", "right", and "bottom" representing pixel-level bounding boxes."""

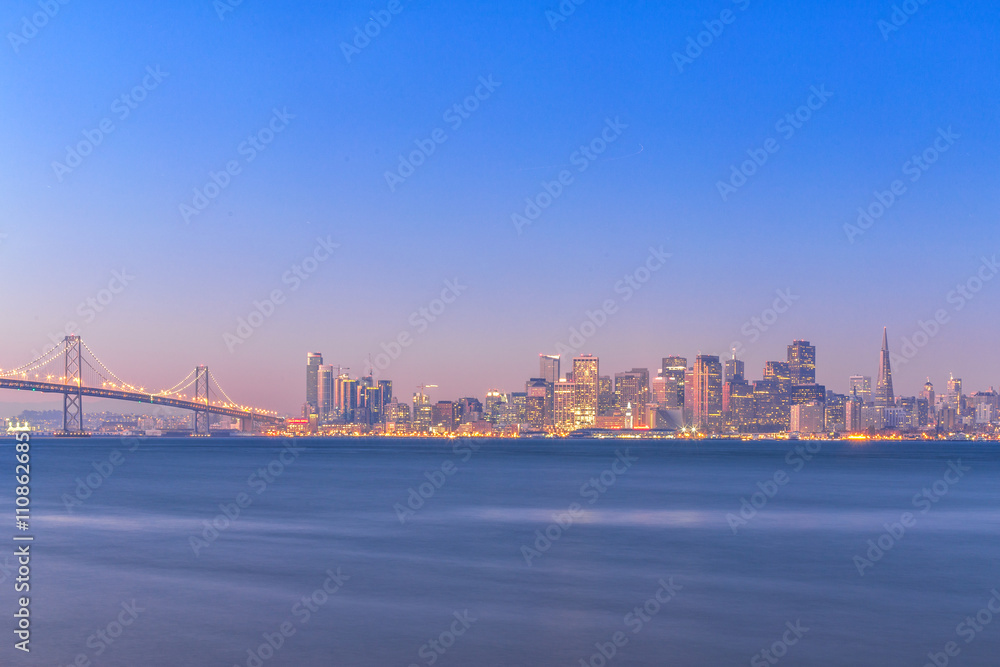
[
  {"left": 539, "top": 355, "right": 560, "bottom": 384},
  {"left": 874, "top": 328, "right": 895, "bottom": 407},
  {"left": 922, "top": 379, "right": 935, "bottom": 419},
  {"left": 317, "top": 364, "right": 333, "bottom": 419},
  {"left": 662, "top": 356, "right": 687, "bottom": 409},
  {"left": 573, "top": 355, "right": 599, "bottom": 427},
  {"left": 691, "top": 355, "right": 723, "bottom": 431},
  {"left": 849, "top": 375, "right": 872, "bottom": 404},
  {"left": 724, "top": 356, "right": 745, "bottom": 383},
  {"left": 787, "top": 340, "right": 816, "bottom": 384},
  {"left": 305, "top": 352, "right": 323, "bottom": 416}
]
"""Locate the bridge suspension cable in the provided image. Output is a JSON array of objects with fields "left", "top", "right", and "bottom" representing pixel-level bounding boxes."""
[{"left": 0, "top": 342, "right": 66, "bottom": 378}]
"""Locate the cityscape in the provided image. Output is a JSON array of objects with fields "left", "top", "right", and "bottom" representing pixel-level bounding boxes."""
[{"left": 292, "top": 328, "right": 995, "bottom": 438}]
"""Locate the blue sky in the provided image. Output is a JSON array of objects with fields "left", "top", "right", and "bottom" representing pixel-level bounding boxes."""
[{"left": 1, "top": 0, "right": 998, "bottom": 414}]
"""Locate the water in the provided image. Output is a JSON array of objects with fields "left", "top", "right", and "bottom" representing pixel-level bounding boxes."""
[{"left": 2, "top": 437, "right": 999, "bottom": 666}]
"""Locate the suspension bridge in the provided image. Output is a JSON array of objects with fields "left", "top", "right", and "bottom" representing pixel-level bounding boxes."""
[{"left": 0, "top": 336, "right": 285, "bottom": 435}]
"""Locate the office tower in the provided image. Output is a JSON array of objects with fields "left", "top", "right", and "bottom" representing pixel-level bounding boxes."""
[
  {"left": 753, "top": 379, "right": 784, "bottom": 431},
  {"left": 317, "top": 365, "right": 333, "bottom": 419},
  {"left": 539, "top": 355, "right": 560, "bottom": 384},
  {"left": 790, "top": 402, "right": 824, "bottom": 433},
  {"left": 922, "top": 380, "right": 935, "bottom": 419},
  {"left": 825, "top": 392, "right": 846, "bottom": 432},
  {"left": 874, "top": 328, "right": 895, "bottom": 407},
  {"left": 412, "top": 391, "right": 433, "bottom": 432},
  {"left": 525, "top": 379, "right": 548, "bottom": 429},
  {"left": 305, "top": 353, "right": 323, "bottom": 415},
  {"left": 947, "top": 374, "right": 962, "bottom": 411},
  {"left": 539, "top": 355, "right": 560, "bottom": 426},
  {"left": 787, "top": 340, "right": 816, "bottom": 384},
  {"left": 724, "top": 357, "right": 745, "bottom": 383},
  {"left": 340, "top": 378, "right": 358, "bottom": 422},
  {"left": 614, "top": 369, "right": 650, "bottom": 427},
  {"left": 916, "top": 398, "right": 930, "bottom": 427},
  {"left": 431, "top": 402, "right": 458, "bottom": 431},
  {"left": 553, "top": 379, "right": 576, "bottom": 430},
  {"left": 763, "top": 361, "right": 792, "bottom": 427},
  {"left": 849, "top": 375, "right": 872, "bottom": 404},
  {"left": 898, "top": 396, "right": 918, "bottom": 430},
  {"left": 484, "top": 389, "right": 505, "bottom": 424},
  {"left": 385, "top": 401, "right": 411, "bottom": 428},
  {"left": 457, "top": 397, "right": 483, "bottom": 424},
  {"left": 379, "top": 380, "right": 392, "bottom": 406},
  {"left": 651, "top": 371, "right": 667, "bottom": 406},
  {"left": 662, "top": 356, "right": 687, "bottom": 409},
  {"left": 573, "top": 355, "right": 599, "bottom": 427},
  {"left": 598, "top": 375, "right": 614, "bottom": 416},
  {"left": 684, "top": 367, "right": 695, "bottom": 419},
  {"left": 792, "top": 384, "right": 826, "bottom": 406},
  {"left": 691, "top": 355, "right": 723, "bottom": 430},
  {"left": 508, "top": 393, "right": 528, "bottom": 426},
  {"left": 724, "top": 379, "right": 754, "bottom": 431}
]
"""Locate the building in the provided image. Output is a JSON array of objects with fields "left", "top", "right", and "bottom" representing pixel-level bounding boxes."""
[
  {"left": 825, "top": 392, "right": 846, "bottom": 432},
  {"left": 753, "top": 379, "right": 785, "bottom": 431},
  {"left": 724, "top": 356, "right": 745, "bottom": 383},
  {"left": 724, "top": 379, "right": 755, "bottom": 431},
  {"left": 539, "top": 355, "right": 560, "bottom": 425},
  {"left": 431, "top": 401, "right": 458, "bottom": 432},
  {"left": 922, "top": 380, "right": 935, "bottom": 421},
  {"left": 787, "top": 340, "right": 816, "bottom": 384},
  {"left": 525, "top": 379, "right": 547, "bottom": 430},
  {"left": 874, "top": 328, "right": 895, "bottom": 407},
  {"left": 598, "top": 375, "right": 614, "bottom": 416},
  {"left": 651, "top": 371, "right": 667, "bottom": 406},
  {"left": 947, "top": 375, "right": 963, "bottom": 412},
  {"left": 849, "top": 375, "right": 872, "bottom": 404},
  {"left": 691, "top": 355, "right": 723, "bottom": 431},
  {"left": 306, "top": 352, "right": 323, "bottom": 416},
  {"left": 614, "top": 369, "right": 650, "bottom": 427},
  {"left": 317, "top": 364, "right": 333, "bottom": 419},
  {"left": 790, "top": 402, "right": 824, "bottom": 433},
  {"left": 662, "top": 356, "right": 687, "bottom": 409},
  {"left": 554, "top": 379, "right": 577, "bottom": 430},
  {"left": 573, "top": 355, "right": 599, "bottom": 427}
]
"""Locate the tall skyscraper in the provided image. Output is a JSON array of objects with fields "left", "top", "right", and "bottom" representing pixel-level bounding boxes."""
[
  {"left": 651, "top": 371, "right": 667, "bottom": 406},
  {"left": 787, "top": 340, "right": 816, "bottom": 384},
  {"left": 947, "top": 374, "right": 962, "bottom": 411},
  {"left": 305, "top": 352, "right": 323, "bottom": 416},
  {"left": 573, "top": 354, "right": 599, "bottom": 427},
  {"left": 874, "top": 328, "right": 895, "bottom": 407},
  {"left": 922, "top": 379, "right": 935, "bottom": 419},
  {"left": 662, "top": 356, "right": 687, "bottom": 409},
  {"left": 553, "top": 380, "right": 576, "bottom": 430},
  {"left": 598, "top": 375, "right": 614, "bottom": 416},
  {"left": 539, "top": 355, "right": 560, "bottom": 384},
  {"left": 849, "top": 375, "right": 872, "bottom": 404},
  {"left": 317, "top": 364, "right": 333, "bottom": 419},
  {"left": 691, "top": 355, "right": 723, "bottom": 430}
]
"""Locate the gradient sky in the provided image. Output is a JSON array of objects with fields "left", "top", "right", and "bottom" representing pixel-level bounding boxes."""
[{"left": 2, "top": 0, "right": 999, "bottom": 416}]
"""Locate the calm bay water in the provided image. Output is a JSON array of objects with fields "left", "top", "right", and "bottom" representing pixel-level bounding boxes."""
[{"left": 2, "top": 437, "right": 999, "bottom": 666}]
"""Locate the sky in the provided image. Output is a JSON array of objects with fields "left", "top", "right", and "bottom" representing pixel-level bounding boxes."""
[{"left": 1, "top": 0, "right": 999, "bottom": 416}]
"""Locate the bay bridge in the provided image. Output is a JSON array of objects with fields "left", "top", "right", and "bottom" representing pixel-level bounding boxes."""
[{"left": 0, "top": 336, "right": 285, "bottom": 435}]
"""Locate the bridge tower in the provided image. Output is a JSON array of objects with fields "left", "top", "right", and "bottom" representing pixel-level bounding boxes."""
[
  {"left": 63, "top": 335, "right": 84, "bottom": 434},
  {"left": 193, "top": 366, "right": 210, "bottom": 435}
]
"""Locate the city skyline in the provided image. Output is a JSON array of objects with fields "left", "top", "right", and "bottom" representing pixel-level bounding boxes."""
[{"left": 2, "top": 2, "right": 999, "bottom": 415}]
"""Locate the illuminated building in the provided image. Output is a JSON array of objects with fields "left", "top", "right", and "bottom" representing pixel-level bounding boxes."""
[
  {"left": 661, "top": 356, "right": 687, "bottom": 409},
  {"left": 317, "top": 364, "right": 333, "bottom": 419},
  {"left": 484, "top": 389, "right": 505, "bottom": 423},
  {"left": 763, "top": 361, "right": 791, "bottom": 428},
  {"left": 787, "top": 340, "right": 816, "bottom": 384},
  {"left": 539, "top": 355, "right": 560, "bottom": 425},
  {"left": 922, "top": 379, "right": 935, "bottom": 420},
  {"left": 874, "top": 328, "right": 895, "bottom": 407},
  {"left": 525, "top": 380, "right": 547, "bottom": 430},
  {"left": 691, "top": 355, "right": 723, "bottom": 431},
  {"left": 651, "top": 371, "right": 667, "bottom": 406},
  {"left": 614, "top": 369, "right": 650, "bottom": 427},
  {"left": 753, "top": 380, "right": 784, "bottom": 431},
  {"left": 573, "top": 355, "right": 599, "bottom": 427},
  {"left": 824, "top": 392, "right": 846, "bottom": 432},
  {"left": 599, "top": 376, "right": 614, "bottom": 416},
  {"left": 790, "top": 402, "right": 824, "bottom": 433},
  {"left": 947, "top": 374, "right": 963, "bottom": 412},
  {"left": 849, "top": 375, "right": 872, "bottom": 404},
  {"left": 432, "top": 401, "right": 458, "bottom": 431},
  {"left": 724, "top": 356, "right": 744, "bottom": 383},
  {"left": 554, "top": 379, "right": 576, "bottom": 430},
  {"left": 723, "top": 379, "right": 754, "bottom": 431},
  {"left": 305, "top": 352, "right": 323, "bottom": 416}
]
